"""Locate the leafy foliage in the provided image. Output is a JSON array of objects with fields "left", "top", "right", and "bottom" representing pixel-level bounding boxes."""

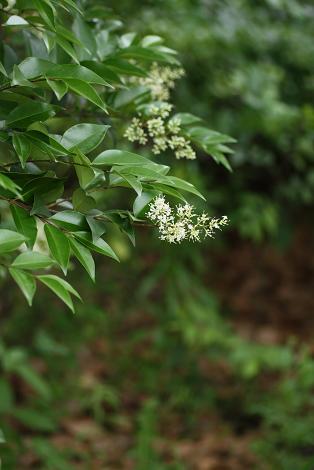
[
  {"left": 1, "top": 1, "right": 312, "bottom": 469},
  {"left": 111, "top": 0, "right": 314, "bottom": 240},
  {"left": 0, "top": 0, "right": 232, "bottom": 310}
]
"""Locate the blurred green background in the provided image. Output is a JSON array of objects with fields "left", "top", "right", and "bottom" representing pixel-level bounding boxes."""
[{"left": 1, "top": 0, "right": 314, "bottom": 468}]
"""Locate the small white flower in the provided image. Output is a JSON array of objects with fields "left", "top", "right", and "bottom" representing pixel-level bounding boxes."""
[
  {"left": 124, "top": 118, "right": 148, "bottom": 145},
  {"left": 147, "top": 195, "right": 229, "bottom": 244},
  {"left": 148, "top": 103, "right": 173, "bottom": 119},
  {"left": 147, "top": 117, "right": 165, "bottom": 137},
  {"left": 168, "top": 135, "right": 185, "bottom": 149},
  {"left": 147, "top": 195, "right": 172, "bottom": 222},
  {"left": 167, "top": 117, "right": 181, "bottom": 134},
  {"left": 135, "top": 63, "right": 185, "bottom": 101},
  {"left": 177, "top": 203, "right": 194, "bottom": 219},
  {"left": 152, "top": 136, "right": 168, "bottom": 154}
]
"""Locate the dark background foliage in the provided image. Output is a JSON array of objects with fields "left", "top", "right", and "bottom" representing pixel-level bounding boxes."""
[{"left": 1, "top": 0, "right": 314, "bottom": 468}]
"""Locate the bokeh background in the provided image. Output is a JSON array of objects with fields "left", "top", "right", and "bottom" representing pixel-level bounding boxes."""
[{"left": 1, "top": 0, "right": 314, "bottom": 468}]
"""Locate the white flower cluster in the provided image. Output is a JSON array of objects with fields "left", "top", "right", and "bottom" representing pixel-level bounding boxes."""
[
  {"left": 147, "top": 195, "right": 229, "bottom": 244},
  {"left": 137, "top": 63, "right": 185, "bottom": 101},
  {"left": 148, "top": 103, "right": 173, "bottom": 119},
  {"left": 124, "top": 110, "right": 196, "bottom": 160},
  {"left": 168, "top": 134, "right": 196, "bottom": 160},
  {"left": 124, "top": 117, "right": 148, "bottom": 145},
  {"left": 125, "top": 63, "right": 196, "bottom": 160}
]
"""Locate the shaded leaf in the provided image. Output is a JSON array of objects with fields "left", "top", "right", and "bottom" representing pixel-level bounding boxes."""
[
  {"left": 74, "top": 231, "right": 119, "bottom": 262},
  {"left": 86, "top": 216, "right": 106, "bottom": 242},
  {"left": 68, "top": 237, "right": 95, "bottom": 281},
  {"left": 0, "top": 229, "right": 25, "bottom": 253},
  {"left": 47, "top": 78, "right": 68, "bottom": 100},
  {"left": 14, "top": 408, "right": 56, "bottom": 431},
  {"left": 0, "top": 173, "right": 21, "bottom": 196},
  {"left": 65, "top": 78, "right": 107, "bottom": 111},
  {"left": 133, "top": 191, "right": 158, "bottom": 217},
  {"left": 72, "top": 188, "right": 96, "bottom": 213},
  {"left": 93, "top": 149, "right": 151, "bottom": 167},
  {"left": 49, "top": 210, "right": 89, "bottom": 232},
  {"left": 9, "top": 267, "right": 36, "bottom": 306},
  {"left": 37, "top": 274, "right": 81, "bottom": 312},
  {"left": 44, "top": 224, "right": 70, "bottom": 274},
  {"left": 11, "top": 205, "right": 37, "bottom": 249},
  {"left": 12, "top": 134, "right": 31, "bottom": 167},
  {"left": 6, "top": 102, "right": 55, "bottom": 129},
  {"left": 12, "top": 251, "right": 55, "bottom": 270},
  {"left": 55, "top": 35, "right": 79, "bottom": 63},
  {"left": 72, "top": 148, "right": 95, "bottom": 190},
  {"left": 61, "top": 123, "right": 110, "bottom": 154},
  {"left": 33, "top": 0, "right": 56, "bottom": 30}
]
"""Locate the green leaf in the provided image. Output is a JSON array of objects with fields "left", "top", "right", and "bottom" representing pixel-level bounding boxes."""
[
  {"left": 33, "top": 0, "right": 56, "bottom": 30},
  {"left": 93, "top": 149, "right": 151, "bottom": 167},
  {"left": 22, "top": 177, "right": 64, "bottom": 205},
  {"left": 61, "top": 123, "right": 110, "bottom": 154},
  {"left": 14, "top": 408, "right": 56, "bottom": 431},
  {"left": 112, "top": 85, "right": 148, "bottom": 109},
  {"left": 72, "top": 188, "right": 96, "bottom": 213},
  {"left": 46, "top": 78, "right": 68, "bottom": 100},
  {"left": 9, "top": 267, "right": 36, "bottom": 306},
  {"left": 11, "top": 65, "right": 34, "bottom": 87},
  {"left": 49, "top": 210, "right": 89, "bottom": 232},
  {"left": 30, "top": 439, "right": 71, "bottom": 469},
  {"left": 42, "top": 31, "right": 56, "bottom": 53},
  {"left": 37, "top": 274, "right": 81, "bottom": 312},
  {"left": 55, "top": 35, "right": 79, "bottom": 63},
  {"left": 115, "top": 170, "right": 142, "bottom": 195},
  {"left": 133, "top": 191, "right": 158, "bottom": 217},
  {"left": 86, "top": 216, "right": 106, "bottom": 242},
  {"left": 58, "top": 0, "right": 82, "bottom": 14},
  {"left": 0, "top": 428, "right": 5, "bottom": 444},
  {"left": 39, "top": 274, "right": 81, "bottom": 299},
  {"left": 25, "top": 130, "right": 69, "bottom": 157},
  {"left": 18, "top": 58, "right": 55, "bottom": 78},
  {"left": 12, "top": 251, "right": 55, "bottom": 270},
  {"left": 11, "top": 205, "right": 37, "bottom": 249},
  {"left": 17, "top": 365, "right": 51, "bottom": 399},
  {"left": 162, "top": 176, "right": 205, "bottom": 200},
  {"left": 12, "top": 134, "right": 31, "bottom": 167},
  {"left": 68, "top": 237, "right": 95, "bottom": 281},
  {"left": 6, "top": 102, "right": 56, "bottom": 129},
  {"left": 104, "top": 58, "right": 147, "bottom": 77},
  {"left": 0, "top": 61, "right": 7, "bottom": 76},
  {"left": 117, "top": 45, "right": 177, "bottom": 63},
  {"left": 0, "top": 378, "right": 13, "bottom": 413},
  {"left": 0, "top": 130, "right": 9, "bottom": 142},
  {"left": 146, "top": 183, "right": 185, "bottom": 202},
  {"left": 105, "top": 211, "right": 136, "bottom": 246},
  {"left": 0, "top": 173, "right": 21, "bottom": 196},
  {"left": 72, "top": 148, "right": 96, "bottom": 190},
  {"left": 0, "top": 229, "right": 25, "bottom": 253},
  {"left": 65, "top": 79, "right": 107, "bottom": 111},
  {"left": 173, "top": 113, "right": 203, "bottom": 126},
  {"left": 72, "top": 14, "right": 97, "bottom": 56},
  {"left": 115, "top": 165, "right": 169, "bottom": 184},
  {"left": 42, "top": 62, "right": 111, "bottom": 85},
  {"left": 74, "top": 232, "right": 119, "bottom": 262},
  {"left": 55, "top": 23, "right": 83, "bottom": 47},
  {"left": 184, "top": 126, "right": 235, "bottom": 171},
  {"left": 44, "top": 224, "right": 70, "bottom": 275},
  {"left": 82, "top": 60, "right": 121, "bottom": 84},
  {"left": 19, "top": 57, "right": 99, "bottom": 83}
]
